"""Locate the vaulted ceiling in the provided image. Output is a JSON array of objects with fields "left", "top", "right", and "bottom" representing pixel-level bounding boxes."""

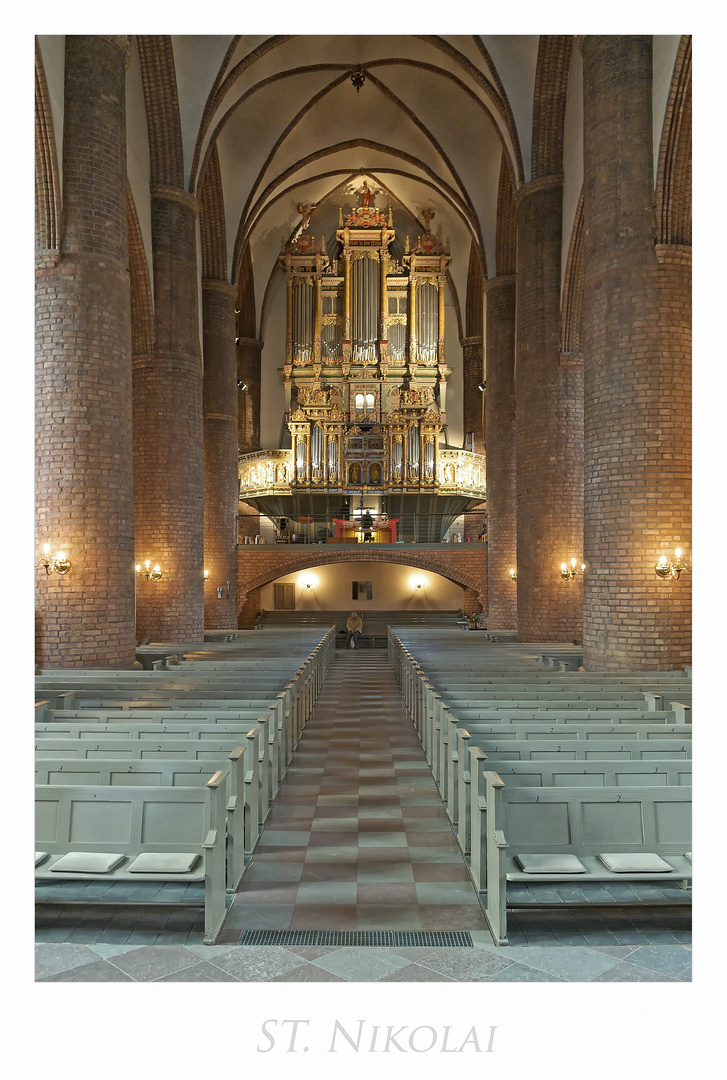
[{"left": 157, "top": 35, "right": 542, "bottom": 335}]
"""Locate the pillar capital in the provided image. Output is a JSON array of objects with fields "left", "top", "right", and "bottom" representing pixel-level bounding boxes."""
[
  {"left": 150, "top": 183, "right": 199, "bottom": 216},
  {"left": 201, "top": 278, "right": 236, "bottom": 297},
  {"left": 514, "top": 174, "right": 563, "bottom": 212},
  {"left": 101, "top": 35, "right": 133, "bottom": 68},
  {"left": 484, "top": 274, "right": 517, "bottom": 295}
]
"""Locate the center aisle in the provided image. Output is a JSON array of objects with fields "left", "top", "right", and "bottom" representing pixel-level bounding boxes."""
[{"left": 225, "top": 649, "right": 489, "bottom": 934}]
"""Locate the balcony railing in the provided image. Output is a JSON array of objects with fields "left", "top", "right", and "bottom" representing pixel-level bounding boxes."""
[{"left": 238, "top": 447, "right": 486, "bottom": 499}]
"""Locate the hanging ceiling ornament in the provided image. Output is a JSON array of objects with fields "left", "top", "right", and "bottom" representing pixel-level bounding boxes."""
[{"left": 351, "top": 70, "right": 366, "bottom": 92}]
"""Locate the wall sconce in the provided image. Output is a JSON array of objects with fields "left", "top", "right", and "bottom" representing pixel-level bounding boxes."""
[
  {"left": 560, "top": 558, "right": 585, "bottom": 581},
  {"left": 38, "top": 543, "right": 71, "bottom": 576},
  {"left": 136, "top": 560, "right": 163, "bottom": 582},
  {"left": 237, "top": 381, "right": 247, "bottom": 390},
  {"left": 299, "top": 573, "right": 317, "bottom": 591},
  {"left": 655, "top": 548, "right": 690, "bottom": 580},
  {"left": 204, "top": 569, "right": 210, "bottom": 581},
  {"left": 509, "top": 568, "right": 517, "bottom": 583},
  {"left": 477, "top": 381, "right": 486, "bottom": 392},
  {"left": 411, "top": 575, "right": 427, "bottom": 591}
]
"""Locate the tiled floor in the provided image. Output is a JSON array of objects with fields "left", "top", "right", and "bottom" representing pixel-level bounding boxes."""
[
  {"left": 227, "top": 649, "right": 489, "bottom": 934},
  {"left": 35, "top": 648, "right": 691, "bottom": 981}
]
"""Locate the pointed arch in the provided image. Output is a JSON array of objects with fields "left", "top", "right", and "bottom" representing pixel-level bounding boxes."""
[
  {"left": 531, "top": 35, "right": 573, "bottom": 180},
  {"left": 656, "top": 35, "right": 691, "bottom": 246},
  {"left": 199, "top": 144, "right": 228, "bottom": 281},
  {"left": 136, "top": 35, "right": 184, "bottom": 187},
  {"left": 561, "top": 190, "right": 584, "bottom": 356},
  {"left": 495, "top": 155, "right": 517, "bottom": 276},
  {"left": 35, "top": 40, "right": 61, "bottom": 265},
  {"left": 127, "top": 187, "right": 155, "bottom": 360}
]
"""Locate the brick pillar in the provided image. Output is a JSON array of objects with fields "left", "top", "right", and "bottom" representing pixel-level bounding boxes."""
[
  {"left": 35, "top": 35, "right": 135, "bottom": 668},
  {"left": 236, "top": 336, "right": 263, "bottom": 541},
  {"left": 582, "top": 36, "right": 691, "bottom": 670},
  {"left": 203, "top": 280, "right": 238, "bottom": 629},
  {"left": 237, "top": 337, "right": 262, "bottom": 453},
  {"left": 515, "top": 176, "right": 584, "bottom": 642},
  {"left": 134, "top": 185, "right": 204, "bottom": 642},
  {"left": 462, "top": 337, "right": 485, "bottom": 452},
  {"left": 484, "top": 275, "right": 517, "bottom": 629}
]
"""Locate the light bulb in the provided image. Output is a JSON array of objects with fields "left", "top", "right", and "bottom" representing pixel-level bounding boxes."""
[
  {"left": 135, "top": 565, "right": 141, "bottom": 573},
  {"left": 43, "top": 543, "right": 51, "bottom": 555},
  {"left": 561, "top": 563, "right": 567, "bottom": 571},
  {"left": 675, "top": 548, "right": 682, "bottom": 559},
  {"left": 152, "top": 565, "right": 161, "bottom": 574},
  {"left": 571, "top": 558, "right": 577, "bottom": 568},
  {"left": 56, "top": 552, "right": 66, "bottom": 561},
  {"left": 144, "top": 560, "right": 151, "bottom": 569},
  {"left": 658, "top": 555, "right": 668, "bottom": 566}
]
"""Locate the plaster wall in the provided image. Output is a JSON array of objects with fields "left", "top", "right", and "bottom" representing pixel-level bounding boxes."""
[{"left": 259, "top": 560, "right": 464, "bottom": 612}]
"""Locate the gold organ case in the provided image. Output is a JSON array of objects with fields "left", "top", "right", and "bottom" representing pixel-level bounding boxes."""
[{"left": 239, "top": 183, "right": 486, "bottom": 541}]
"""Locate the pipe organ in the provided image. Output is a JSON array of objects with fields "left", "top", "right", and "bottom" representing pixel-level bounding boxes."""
[
  {"left": 240, "top": 182, "right": 486, "bottom": 539},
  {"left": 278, "top": 185, "right": 457, "bottom": 490}
]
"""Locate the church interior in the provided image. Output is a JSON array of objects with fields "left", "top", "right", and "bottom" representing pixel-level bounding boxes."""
[{"left": 31, "top": 33, "right": 694, "bottom": 1002}]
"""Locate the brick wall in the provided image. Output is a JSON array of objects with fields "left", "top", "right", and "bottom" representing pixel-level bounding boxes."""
[
  {"left": 35, "top": 36, "right": 136, "bottom": 668},
  {"left": 581, "top": 36, "right": 691, "bottom": 671}
]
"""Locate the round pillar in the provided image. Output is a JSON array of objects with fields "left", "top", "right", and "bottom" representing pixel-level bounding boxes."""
[
  {"left": 35, "top": 35, "right": 135, "bottom": 668},
  {"left": 484, "top": 275, "right": 517, "bottom": 629},
  {"left": 582, "top": 36, "right": 691, "bottom": 670}
]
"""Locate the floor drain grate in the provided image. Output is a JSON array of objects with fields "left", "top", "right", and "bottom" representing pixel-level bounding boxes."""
[{"left": 236, "top": 929, "right": 473, "bottom": 947}]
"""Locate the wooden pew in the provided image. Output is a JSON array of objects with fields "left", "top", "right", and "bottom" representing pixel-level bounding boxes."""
[
  {"left": 35, "top": 750, "right": 249, "bottom": 891},
  {"left": 35, "top": 774, "right": 231, "bottom": 944},
  {"left": 479, "top": 773, "right": 692, "bottom": 945},
  {"left": 36, "top": 732, "right": 263, "bottom": 858},
  {"left": 455, "top": 735, "right": 693, "bottom": 854},
  {"left": 36, "top": 723, "right": 269, "bottom": 832},
  {"left": 468, "top": 752, "right": 692, "bottom": 888},
  {"left": 449, "top": 722, "right": 692, "bottom": 843}
]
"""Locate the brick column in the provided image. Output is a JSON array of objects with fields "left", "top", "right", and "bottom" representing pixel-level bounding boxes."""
[
  {"left": 582, "top": 36, "right": 691, "bottom": 670},
  {"left": 35, "top": 35, "right": 135, "bottom": 668},
  {"left": 484, "top": 275, "right": 517, "bottom": 629},
  {"left": 462, "top": 336, "right": 485, "bottom": 452},
  {"left": 133, "top": 185, "right": 204, "bottom": 642},
  {"left": 203, "top": 280, "right": 239, "bottom": 629},
  {"left": 237, "top": 337, "right": 262, "bottom": 453},
  {"left": 515, "top": 176, "right": 584, "bottom": 642}
]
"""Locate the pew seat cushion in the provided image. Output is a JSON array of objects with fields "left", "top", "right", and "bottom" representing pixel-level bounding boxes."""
[
  {"left": 50, "top": 851, "right": 126, "bottom": 874},
  {"left": 35, "top": 851, "right": 49, "bottom": 867},
  {"left": 597, "top": 852, "right": 674, "bottom": 873},
  {"left": 515, "top": 853, "right": 587, "bottom": 874},
  {"left": 127, "top": 852, "right": 200, "bottom": 874}
]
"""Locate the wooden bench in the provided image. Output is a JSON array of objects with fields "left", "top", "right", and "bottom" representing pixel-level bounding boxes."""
[
  {"left": 478, "top": 773, "right": 692, "bottom": 944},
  {"left": 35, "top": 774, "right": 231, "bottom": 944},
  {"left": 446, "top": 722, "right": 692, "bottom": 837},
  {"left": 468, "top": 751, "right": 692, "bottom": 877},
  {"left": 42, "top": 701, "right": 291, "bottom": 786},
  {"left": 36, "top": 720, "right": 273, "bottom": 824},
  {"left": 35, "top": 750, "right": 249, "bottom": 890},
  {"left": 35, "top": 733, "right": 264, "bottom": 856},
  {"left": 454, "top": 735, "right": 693, "bottom": 853},
  {"left": 427, "top": 700, "right": 689, "bottom": 805}
]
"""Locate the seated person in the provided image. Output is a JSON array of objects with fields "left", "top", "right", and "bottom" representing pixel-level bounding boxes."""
[
  {"left": 345, "top": 611, "right": 363, "bottom": 648},
  {"left": 360, "top": 511, "right": 374, "bottom": 541}
]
